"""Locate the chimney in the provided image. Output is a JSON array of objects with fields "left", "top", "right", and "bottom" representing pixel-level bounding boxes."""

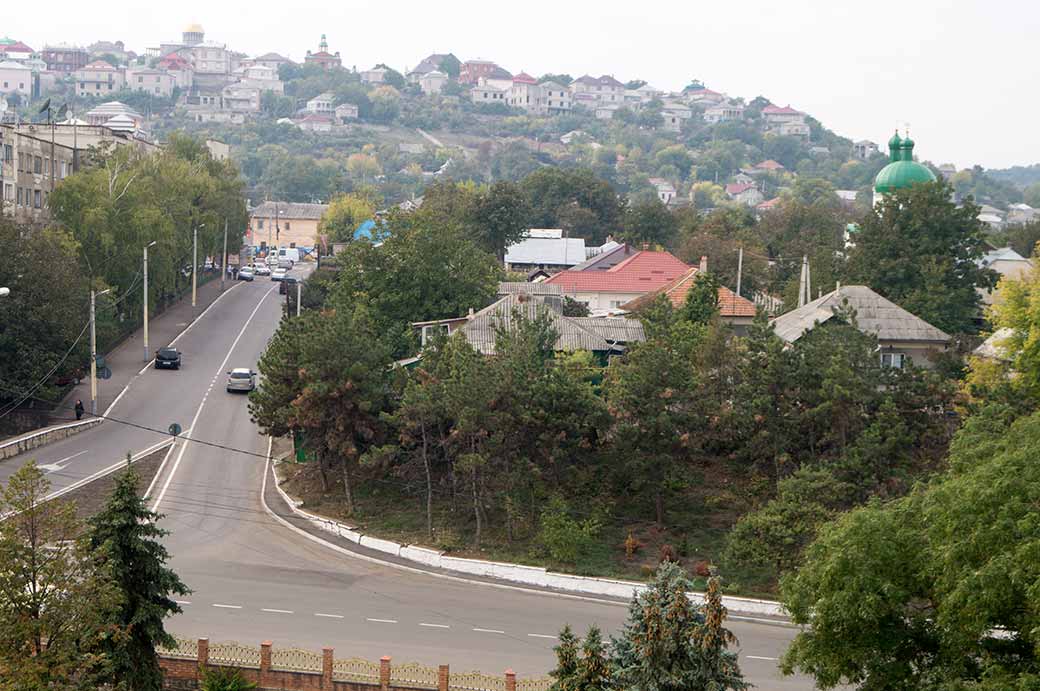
[
  {"left": 699, "top": 256, "right": 708, "bottom": 273},
  {"left": 467, "top": 307, "right": 475, "bottom": 319}
]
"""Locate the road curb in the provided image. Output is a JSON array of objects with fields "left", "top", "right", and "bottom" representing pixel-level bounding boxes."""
[
  {"left": 0, "top": 419, "right": 103, "bottom": 461},
  {"left": 261, "top": 442, "right": 790, "bottom": 620}
]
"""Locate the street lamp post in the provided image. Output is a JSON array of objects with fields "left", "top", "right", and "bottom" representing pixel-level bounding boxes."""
[
  {"left": 143, "top": 241, "right": 156, "bottom": 362},
  {"left": 192, "top": 223, "right": 204, "bottom": 317},
  {"left": 90, "top": 287, "right": 112, "bottom": 416},
  {"left": 220, "top": 219, "right": 228, "bottom": 293}
]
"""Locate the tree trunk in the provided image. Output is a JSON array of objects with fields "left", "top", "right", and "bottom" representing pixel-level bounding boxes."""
[
  {"left": 342, "top": 459, "right": 355, "bottom": 516},
  {"left": 317, "top": 451, "right": 329, "bottom": 493},
  {"left": 420, "top": 420, "right": 433, "bottom": 540},
  {"left": 471, "top": 468, "right": 482, "bottom": 549},
  {"left": 655, "top": 489, "right": 665, "bottom": 527}
]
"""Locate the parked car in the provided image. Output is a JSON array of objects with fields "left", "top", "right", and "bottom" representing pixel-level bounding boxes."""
[
  {"left": 271, "top": 268, "right": 288, "bottom": 282},
  {"left": 226, "top": 368, "right": 256, "bottom": 393},
  {"left": 252, "top": 264, "right": 271, "bottom": 276},
  {"left": 53, "top": 366, "right": 85, "bottom": 387},
  {"left": 155, "top": 347, "right": 181, "bottom": 370},
  {"left": 238, "top": 267, "right": 254, "bottom": 281}
]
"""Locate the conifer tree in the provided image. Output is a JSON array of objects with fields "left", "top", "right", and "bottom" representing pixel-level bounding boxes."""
[
  {"left": 550, "top": 625, "right": 581, "bottom": 691},
  {"left": 577, "top": 626, "right": 612, "bottom": 691},
  {"left": 88, "top": 458, "right": 190, "bottom": 691}
]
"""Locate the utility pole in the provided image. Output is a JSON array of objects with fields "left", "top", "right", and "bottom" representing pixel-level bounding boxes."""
[
  {"left": 220, "top": 219, "right": 228, "bottom": 292},
  {"left": 735, "top": 246, "right": 744, "bottom": 298},
  {"left": 192, "top": 223, "right": 203, "bottom": 316},
  {"left": 143, "top": 241, "right": 155, "bottom": 362},
  {"left": 798, "top": 255, "right": 808, "bottom": 308},
  {"left": 296, "top": 280, "right": 302, "bottom": 317},
  {"left": 89, "top": 288, "right": 111, "bottom": 416}
]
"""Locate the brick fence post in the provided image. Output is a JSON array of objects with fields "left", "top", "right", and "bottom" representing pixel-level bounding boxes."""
[
  {"left": 380, "top": 656, "right": 391, "bottom": 691},
  {"left": 260, "top": 641, "right": 272, "bottom": 687},
  {"left": 197, "top": 637, "right": 209, "bottom": 675},
  {"left": 323, "top": 647, "right": 334, "bottom": 688},
  {"left": 505, "top": 669, "right": 516, "bottom": 691},
  {"left": 438, "top": 664, "right": 449, "bottom": 691}
]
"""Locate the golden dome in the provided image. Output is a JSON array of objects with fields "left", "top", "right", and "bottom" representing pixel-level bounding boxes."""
[{"left": 184, "top": 23, "right": 204, "bottom": 34}]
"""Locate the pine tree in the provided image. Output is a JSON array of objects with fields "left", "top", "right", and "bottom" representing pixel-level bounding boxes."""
[
  {"left": 610, "top": 562, "right": 748, "bottom": 691},
  {"left": 577, "top": 626, "right": 612, "bottom": 691},
  {"left": 550, "top": 624, "right": 581, "bottom": 691},
  {"left": 693, "top": 577, "right": 749, "bottom": 690},
  {"left": 89, "top": 458, "right": 190, "bottom": 691}
]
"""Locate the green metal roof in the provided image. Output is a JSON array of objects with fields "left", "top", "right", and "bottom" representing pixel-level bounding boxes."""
[{"left": 874, "top": 129, "right": 936, "bottom": 193}]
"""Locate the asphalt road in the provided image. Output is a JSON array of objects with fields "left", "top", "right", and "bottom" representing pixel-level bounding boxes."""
[{"left": 1, "top": 267, "right": 815, "bottom": 688}]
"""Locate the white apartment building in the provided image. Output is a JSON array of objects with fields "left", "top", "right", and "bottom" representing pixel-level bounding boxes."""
[
  {"left": 125, "top": 68, "right": 176, "bottom": 97},
  {"left": 0, "top": 60, "right": 31, "bottom": 96},
  {"left": 72, "top": 60, "right": 126, "bottom": 97}
]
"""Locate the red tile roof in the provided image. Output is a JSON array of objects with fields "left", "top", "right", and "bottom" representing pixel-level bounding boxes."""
[
  {"left": 755, "top": 159, "right": 785, "bottom": 171},
  {"left": 545, "top": 250, "right": 691, "bottom": 293},
  {"left": 512, "top": 71, "right": 536, "bottom": 84},
  {"left": 725, "top": 183, "right": 755, "bottom": 195},
  {"left": 2, "top": 41, "right": 34, "bottom": 54},
  {"left": 762, "top": 104, "right": 802, "bottom": 115},
  {"left": 756, "top": 197, "right": 782, "bottom": 210},
  {"left": 620, "top": 267, "right": 757, "bottom": 318}
]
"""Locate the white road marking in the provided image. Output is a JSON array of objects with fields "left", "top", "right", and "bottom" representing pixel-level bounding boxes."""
[
  {"left": 314, "top": 613, "right": 344, "bottom": 619},
  {"left": 366, "top": 618, "right": 398, "bottom": 624},
  {"left": 473, "top": 628, "right": 505, "bottom": 634},
  {"left": 261, "top": 608, "right": 294, "bottom": 614},
  {"left": 142, "top": 441, "right": 179, "bottom": 503},
  {"left": 527, "top": 634, "right": 557, "bottom": 639},
  {"left": 39, "top": 450, "right": 88, "bottom": 473},
  {"left": 43, "top": 438, "right": 173, "bottom": 504},
  {"left": 150, "top": 285, "right": 276, "bottom": 513},
  {"left": 212, "top": 604, "right": 242, "bottom": 609},
  {"left": 419, "top": 622, "right": 450, "bottom": 629},
  {"left": 746, "top": 655, "right": 778, "bottom": 661},
  {"left": 175, "top": 600, "right": 192, "bottom": 605}
]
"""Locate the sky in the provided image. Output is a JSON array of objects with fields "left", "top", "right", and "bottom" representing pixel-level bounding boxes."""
[{"left": 6, "top": 0, "right": 1038, "bottom": 169}]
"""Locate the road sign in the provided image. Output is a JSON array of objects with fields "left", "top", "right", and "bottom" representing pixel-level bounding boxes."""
[
  {"left": 98, "top": 366, "right": 112, "bottom": 380},
  {"left": 169, "top": 423, "right": 182, "bottom": 436},
  {"left": 95, "top": 355, "right": 106, "bottom": 368}
]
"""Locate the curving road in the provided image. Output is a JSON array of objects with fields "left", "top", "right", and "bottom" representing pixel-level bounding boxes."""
[{"left": 1, "top": 270, "right": 812, "bottom": 688}]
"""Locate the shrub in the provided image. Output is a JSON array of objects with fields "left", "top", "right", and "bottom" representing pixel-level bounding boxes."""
[
  {"left": 200, "top": 666, "right": 257, "bottom": 691},
  {"left": 538, "top": 496, "right": 601, "bottom": 564}
]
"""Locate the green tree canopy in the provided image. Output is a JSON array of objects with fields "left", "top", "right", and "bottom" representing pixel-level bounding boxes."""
[{"left": 846, "top": 179, "right": 997, "bottom": 334}]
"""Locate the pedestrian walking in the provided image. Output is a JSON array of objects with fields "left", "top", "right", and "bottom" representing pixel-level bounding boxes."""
[{"left": 74, "top": 399, "right": 85, "bottom": 420}]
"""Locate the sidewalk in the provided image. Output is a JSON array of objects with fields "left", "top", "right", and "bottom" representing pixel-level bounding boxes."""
[{"left": 59, "top": 276, "right": 239, "bottom": 420}]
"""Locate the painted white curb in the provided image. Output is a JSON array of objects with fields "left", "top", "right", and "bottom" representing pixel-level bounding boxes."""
[{"left": 268, "top": 456, "right": 786, "bottom": 618}]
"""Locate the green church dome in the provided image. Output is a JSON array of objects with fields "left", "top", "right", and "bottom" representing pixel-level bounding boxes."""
[{"left": 874, "top": 130, "right": 935, "bottom": 194}]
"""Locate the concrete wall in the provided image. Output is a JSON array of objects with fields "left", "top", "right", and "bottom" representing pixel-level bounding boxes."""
[
  {"left": 271, "top": 462, "right": 786, "bottom": 617},
  {"left": 0, "top": 419, "right": 102, "bottom": 460}
]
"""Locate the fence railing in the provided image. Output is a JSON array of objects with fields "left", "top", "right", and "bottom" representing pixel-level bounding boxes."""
[{"left": 158, "top": 637, "right": 551, "bottom": 691}]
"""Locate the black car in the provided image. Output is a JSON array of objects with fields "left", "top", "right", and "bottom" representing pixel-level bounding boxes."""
[{"left": 155, "top": 346, "right": 181, "bottom": 369}]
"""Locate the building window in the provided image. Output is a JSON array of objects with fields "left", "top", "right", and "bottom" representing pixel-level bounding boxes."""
[
  {"left": 284, "top": 222, "right": 290, "bottom": 230},
  {"left": 257, "top": 219, "right": 264, "bottom": 230},
  {"left": 34, "top": 157, "right": 42, "bottom": 174},
  {"left": 33, "top": 190, "right": 41, "bottom": 208},
  {"left": 17, "top": 187, "right": 22, "bottom": 205},
  {"left": 881, "top": 352, "right": 905, "bottom": 369}
]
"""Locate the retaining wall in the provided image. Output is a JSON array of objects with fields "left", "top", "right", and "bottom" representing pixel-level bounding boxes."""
[{"left": 0, "top": 419, "right": 102, "bottom": 460}]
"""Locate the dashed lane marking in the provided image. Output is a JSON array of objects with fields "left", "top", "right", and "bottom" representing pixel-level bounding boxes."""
[
  {"left": 314, "top": 613, "right": 344, "bottom": 619},
  {"left": 473, "top": 628, "right": 506, "bottom": 634},
  {"left": 212, "top": 604, "right": 242, "bottom": 609},
  {"left": 261, "top": 608, "right": 294, "bottom": 614},
  {"left": 527, "top": 634, "right": 557, "bottom": 639},
  {"left": 419, "top": 623, "right": 450, "bottom": 629},
  {"left": 746, "top": 655, "right": 778, "bottom": 661},
  {"left": 175, "top": 600, "right": 192, "bottom": 605},
  {"left": 366, "top": 618, "right": 398, "bottom": 624}
]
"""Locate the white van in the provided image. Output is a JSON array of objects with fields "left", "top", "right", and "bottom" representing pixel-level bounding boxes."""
[{"left": 278, "top": 247, "right": 300, "bottom": 267}]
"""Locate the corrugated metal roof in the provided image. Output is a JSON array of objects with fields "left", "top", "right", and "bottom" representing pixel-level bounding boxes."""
[
  {"left": 497, "top": 282, "right": 564, "bottom": 296},
  {"left": 505, "top": 237, "right": 587, "bottom": 266},
  {"left": 546, "top": 250, "right": 690, "bottom": 292},
  {"left": 250, "top": 201, "right": 329, "bottom": 220},
  {"left": 459, "top": 294, "right": 643, "bottom": 354},
  {"left": 770, "top": 285, "right": 950, "bottom": 344}
]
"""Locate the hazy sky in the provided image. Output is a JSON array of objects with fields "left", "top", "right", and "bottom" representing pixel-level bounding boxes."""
[{"left": 7, "top": 0, "right": 1037, "bottom": 168}]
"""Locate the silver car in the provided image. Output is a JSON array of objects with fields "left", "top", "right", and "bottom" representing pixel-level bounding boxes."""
[{"left": 226, "top": 368, "right": 256, "bottom": 393}]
